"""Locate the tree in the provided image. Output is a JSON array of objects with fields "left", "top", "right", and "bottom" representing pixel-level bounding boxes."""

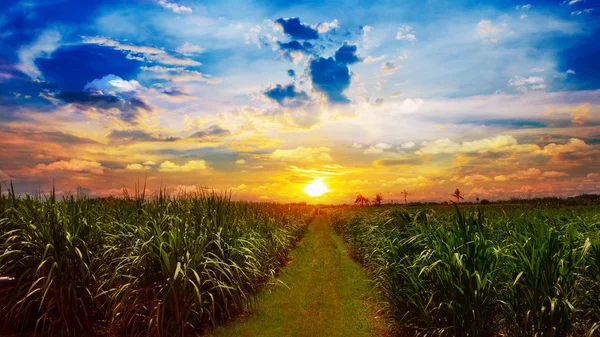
[
  {"left": 401, "top": 190, "right": 409, "bottom": 204},
  {"left": 355, "top": 193, "right": 370, "bottom": 206},
  {"left": 452, "top": 189, "right": 464, "bottom": 203},
  {"left": 374, "top": 193, "right": 383, "bottom": 206}
]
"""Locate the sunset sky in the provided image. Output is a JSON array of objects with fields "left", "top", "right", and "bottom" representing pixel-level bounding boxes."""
[{"left": 0, "top": 0, "right": 599, "bottom": 203}]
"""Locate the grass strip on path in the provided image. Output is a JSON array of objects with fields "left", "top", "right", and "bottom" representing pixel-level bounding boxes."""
[{"left": 209, "top": 214, "right": 389, "bottom": 337}]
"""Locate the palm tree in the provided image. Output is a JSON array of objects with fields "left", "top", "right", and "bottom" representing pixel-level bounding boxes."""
[
  {"left": 374, "top": 193, "right": 383, "bottom": 206},
  {"left": 452, "top": 188, "right": 464, "bottom": 203},
  {"left": 355, "top": 193, "right": 370, "bottom": 206},
  {"left": 401, "top": 190, "right": 408, "bottom": 204}
]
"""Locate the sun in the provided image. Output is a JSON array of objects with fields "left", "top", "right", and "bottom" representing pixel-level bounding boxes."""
[{"left": 304, "top": 178, "right": 329, "bottom": 197}]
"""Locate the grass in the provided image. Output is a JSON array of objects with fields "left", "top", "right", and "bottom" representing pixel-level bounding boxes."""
[
  {"left": 330, "top": 204, "right": 600, "bottom": 336},
  {"left": 0, "top": 183, "right": 311, "bottom": 336},
  {"left": 210, "top": 214, "right": 389, "bottom": 337}
]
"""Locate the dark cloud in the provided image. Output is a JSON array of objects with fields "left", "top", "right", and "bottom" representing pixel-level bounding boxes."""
[
  {"left": 288, "top": 69, "right": 295, "bottom": 77},
  {"left": 373, "top": 97, "right": 384, "bottom": 106},
  {"left": 161, "top": 88, "right": 189, "bottom": 97},
  {"left": 189, "top": 125, "right": 231, "bottom": 140},
  {"left": 58, "top": 91, "right": 151, "bottom": 124},
  {"left": 275, "top": 17, "right": 319, "bottom": 40},
  {"left": 277, "top": 41, "right": 315, "bottom": 62},
  {"left": 309, "top": 57, "right": 352, "bottom": 104},
  {"left": 373, "top": 158, "right": 425, "bottom": 167},
  {"left": 334, "top": 42, "right": 360, "bottom": 64},
  {"left": 108, "top": 130, "right": 179, "bottom": 143},
  {"left": 37, "top": 44, "right": 140, "bottom": 92},
  {"left": 264, "top": 84, "right": 309, "bottom": 106}
]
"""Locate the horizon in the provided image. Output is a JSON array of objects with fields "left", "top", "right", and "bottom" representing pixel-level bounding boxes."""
[{"left": 1, "top": 0, "right": 599, "bottom": 204}]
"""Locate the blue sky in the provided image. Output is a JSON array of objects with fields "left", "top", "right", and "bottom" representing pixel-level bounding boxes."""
[{"left": 0, "top": 0, "right": 599, "bottom": 202}]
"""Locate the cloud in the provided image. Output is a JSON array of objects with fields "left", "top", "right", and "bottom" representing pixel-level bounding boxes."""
[
  {"left": 563, "top": 0, "right": 582, "bottom": 5},
  {"left": 235, "top": 159, "right": 247, "bottom": 165},
  {"left": 108, "top": 130, "right": 179, "bottom": 143},
  {"left": 334, "top": 42, "right": 361, "bottom": 64},
  {"left": 417, "top": 135, "right": 524, "bottom": 155},
  {"left": 274, "top": 17, "right": 319, "bottom": 39},
  {"left": 270, "top": 146, "right": 332, "bottom": 162},
  {"left": 264, "top": 83, "right": 309, "bottom": 106},
  {"left": 516, "top": 4, "right": 532, "bottom": 10},
  {"left": 309, "top": 57, "right": 352, "bottom": 103},
  {"left": 125, "top": 163, "right": 150, "bottom": 171},
  {"left": 157, "top": 0, "right": 192, "bottom": 13},
  {"left": 84, "top": 74, "right": 141, "bottom": 94},
  {"left": 147, "top": 68, "right": 220, "bottom": 83},
  {"left": 34, "top": 159, "right": 105, "bottom": 174},
  {"left": 363, "top": 143, "right": 392, "bottom": 154},
  {"left": 398, "top": 141, "right": 415, "bottom": 149},
  {"left": 316, "top": 19, "right": 339, "bottom": 33},
  {"left": 396, "top": 25, "right": 416, "bottom": 41},
  {"left": 391, "top": 91, "right": 403, "bottom": 97},
  {"left": 277, "top": 40, "right": 315, "bottom": 62},
  {"left": 477, "top": 19, "right": 503, "bottom": 43},
  {"left": 176, "top": 42, "right": 204, "bottom": 55},
  {"left": 571, "top": 9, "right": 594, "bottom": 15},
  {"left": 58, "top": 91, "right": 152, "bottom": 124},
  {"left": 352, "top": 143, "right": 363, "bottom": 149},
  {"left": 380, "top": 60, "right": 399, "bottom": 76},
  {"left": 17, "top": 30, "right": 61, "bottom": 79},
  {"left": 364, "top": 55, "right": 385, "bottom": 64},
  {"left": 158, "top": 160, "right": 209, "bottom": 172},
  {"left": 566, "top": 69, "right": 576, "bottom": 75},
  {"left": 0, "top": 170, "right": 10, "bottom": 182},
  {"left": 386, "top": 175, "right": 433, "bottom": 187},
  {"left": 508, "top": 76, "right": 546, "bottom": 91},
  {"left": 373, "top": 157, "right": 424, "bottom": 167},
  {"left": 390, "top": 98, "right": 424, "bottom": 115},
  {"left": 188, "top": 124, "right": 231, "bottom": 140},
  {"left": 83, "top": 37, "right": 200, "bottom": 66},
  {"left": 542, "top": 171, "right": 569, "bottom": 178}
]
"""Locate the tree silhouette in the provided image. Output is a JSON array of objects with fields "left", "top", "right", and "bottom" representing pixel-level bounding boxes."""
[
  {"left": 355, "top": 193, "right": 370, "bottom": 206},
  {"left": 374, "top": 193, "right": 383, "bottom": 206},
  {"left": 452, "top": 188, "right": 464, "bottom": 203},
  {"left": 401, "top": 190, "right": 408, "bottom": 204}
]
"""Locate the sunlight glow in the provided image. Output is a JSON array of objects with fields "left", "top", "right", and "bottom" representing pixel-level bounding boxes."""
[{"left": 304, "top": 178, "right": 329, "bottom": 197}]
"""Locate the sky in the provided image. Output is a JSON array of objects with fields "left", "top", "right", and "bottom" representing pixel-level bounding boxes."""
[{"left": 0, "top": 0, "right": 599, "bottom": 203}]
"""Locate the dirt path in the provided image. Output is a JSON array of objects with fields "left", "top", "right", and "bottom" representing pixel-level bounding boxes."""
[{"left": 208, "top": 215, "right": 388, "bottom": 337}]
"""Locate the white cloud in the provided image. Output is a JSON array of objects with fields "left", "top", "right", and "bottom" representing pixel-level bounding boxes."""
[
  {"left": 125, "top": 163, "right": 150, "bottom": 171},
  {"left": 364, "top": 55, "right": 385, "bottom": 64},
  {"left": 396, "top": 25, "right": 416, "bottom": 41},
  {"left": 235, "top": 159, "right": 247, "bottom": 165},
  {"left": 83, "top": 36, "right": 200, "bottom": 66},
  {"left": 530, "top": 67, "right": 544, "bottom": 73},
  {"left": 390, "top": 98, "right": 424, "bottom": 115},
  {"left": 84, "top": 75, "right": 141, "bottom": 94},
  {"left": 176, "top": 42, "right": 204, "bottom": 55},
  {"left": 520, "top": 14, "right": 528, "bottom": 20},
  {"left": 542, "top": 171, "right": 569, "bottom": 178},
  {"left": 566, "top": 69, "right": 576, "bottom": 75},
  {"left": 516, "top": 4, "right": 532, "bottom": 10},
  {"left": 352, "top": 143, "right": 363, "bottom": 149},
  {"left": 159, "top": 160, "right": 209, "bottom": 172},
  {"left": 417, "top": 135, "right": 523, "bottom": 155},
  {"left": 477, "top": 19, "right": 503, "bottom": 43},
  {"left": 363, "top": 143, "right": 392, "bottom": 154},
  {"left": 571, "top": 8, "right": 594, "bottom": 15},
  {"left": 270, "top": 147, "right": 332, "bottom": 162},
  {"left": 316, "top": 19, "right": 339, "bottom": 33},
  {"left": 17, "top": 30, "right": 61, "bottom": 79},
  {"left": 398, "top": 141, "right": 415, "bottom": 149},
  {"left": 143, "top": 160, "right": 157, "bottom": 166},
  {"left": 380, "top": 60, "right": 399, "bottom": 76},
  {"left": 157, "top": 0, "right": 192, "bottom": 13},
  {"left": 563, "top": 0, "right": 582, "bottom": 6},
  {"left": 34, "top": 159, "right": 104, "bottom": 174},
  {"left": 508, "top": 76, "right": 545, "bottom": 91}
]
